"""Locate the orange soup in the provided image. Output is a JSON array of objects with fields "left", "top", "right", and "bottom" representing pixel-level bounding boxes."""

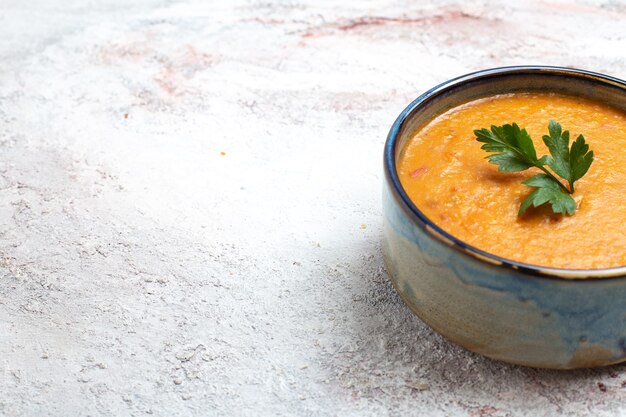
[{"left": 398, "top": 92, "right": 626, "bottom": 270}]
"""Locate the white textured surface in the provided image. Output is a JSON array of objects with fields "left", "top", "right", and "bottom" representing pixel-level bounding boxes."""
[{"left": 1, "top": 0, "right": 625, "bottom": 416}]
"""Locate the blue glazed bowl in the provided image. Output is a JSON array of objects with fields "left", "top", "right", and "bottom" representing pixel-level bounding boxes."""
[{"left": 383, "top": 66, "right": 626, "bottom": 369}]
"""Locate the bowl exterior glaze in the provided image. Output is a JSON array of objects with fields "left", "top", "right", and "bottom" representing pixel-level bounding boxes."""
[{"left": 383, "top": 66, "right": 626, "bottom": 369}]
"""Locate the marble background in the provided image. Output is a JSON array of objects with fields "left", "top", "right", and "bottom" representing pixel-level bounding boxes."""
[{"left": 0, "top": 0, "right": 625, "bottom": 415}]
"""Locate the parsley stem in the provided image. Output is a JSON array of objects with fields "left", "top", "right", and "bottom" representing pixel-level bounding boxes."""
[{"left": 537, "top": 165, "right": 571, "bottom": 194}]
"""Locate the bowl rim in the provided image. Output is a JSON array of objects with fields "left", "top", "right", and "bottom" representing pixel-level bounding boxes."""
[{"left": 384, "top": 65, "right": 626, "bottom": 280}]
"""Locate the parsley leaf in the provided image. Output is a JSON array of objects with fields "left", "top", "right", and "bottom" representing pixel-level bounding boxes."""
[
  {"left": 518, "top": 174, "right": 576, "bottom": 215},
  {"left": 542, "top": 120, "right": 594, "bottom": 193},
  {"left": 475, "top": 123, "right": 546, "bottom": 172},
  {"left": 474, "top": 120, "right": 594, "bottom": 216}
]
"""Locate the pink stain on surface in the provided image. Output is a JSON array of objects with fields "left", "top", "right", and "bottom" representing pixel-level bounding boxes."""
[
  {"left": 302, "top": 9, "right": 481, "bottom": 38},
  {"left": 155, "top": 63, "right": 179, "bottom": 96},
  {"left": 95, "top": 32, "right": 155, "bottom": 65},
  {"left": 154, "top": 46, "right": 220, "bottom": 97},
  {"left": 179, "top": 45, "right": 220, "bottom": 74},
  {"left": 96, "top": 34, "right": 220, "bottom": 100}
]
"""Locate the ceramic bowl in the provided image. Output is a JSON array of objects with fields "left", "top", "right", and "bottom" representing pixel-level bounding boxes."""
[{"left": 382, "top": 66, "right": 626, "bottom": 369}]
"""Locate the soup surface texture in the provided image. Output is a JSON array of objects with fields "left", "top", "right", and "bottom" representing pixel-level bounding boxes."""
[{"left": 398, "top": 92, "right": 626, "bottom": 270}]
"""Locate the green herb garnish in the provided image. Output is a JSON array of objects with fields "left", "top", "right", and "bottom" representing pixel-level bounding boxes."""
[{"left": 474, "top": 120, "right": 594, "bottom": 216}]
